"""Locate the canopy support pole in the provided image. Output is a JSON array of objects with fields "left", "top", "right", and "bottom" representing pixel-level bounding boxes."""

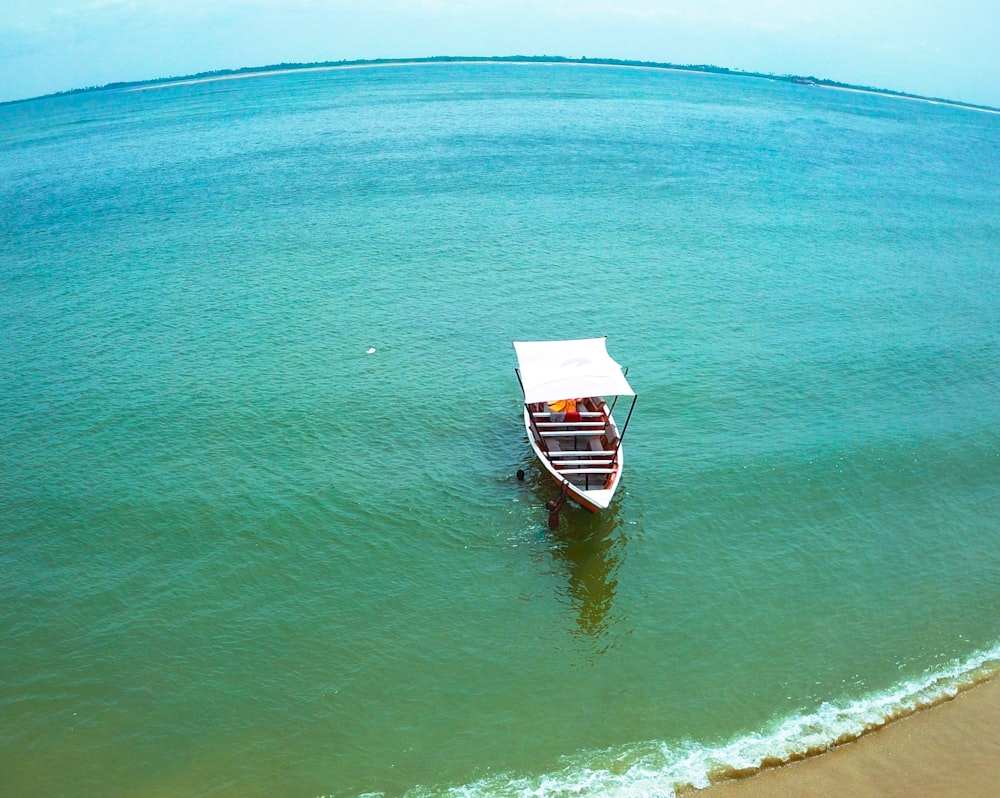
[
  {"left": 613, "top": 395, "right": 637, "bottom": 457},
  {"left": 609, "top": 368, "right": 629, "bottom": 415},
  {"left": 516, "top": 368, "right": 551, "bottom": 455}
]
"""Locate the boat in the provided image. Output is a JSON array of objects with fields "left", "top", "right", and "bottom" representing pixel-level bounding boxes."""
[{"left": 513, "top": 337, "right": 636, "bottom": 513}]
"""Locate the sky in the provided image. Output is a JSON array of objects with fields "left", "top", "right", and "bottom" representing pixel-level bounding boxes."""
[{"left": 1, "top": 0, "right": 998, "bottom": 107}]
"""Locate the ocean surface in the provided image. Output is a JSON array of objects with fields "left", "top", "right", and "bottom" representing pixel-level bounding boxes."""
[{"left": 1, "top": 62, "right": 998, "bottom": 798}]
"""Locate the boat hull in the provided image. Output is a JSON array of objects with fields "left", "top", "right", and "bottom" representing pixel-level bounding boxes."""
[{"left": 522, "top": 401, "right": 624, "bottom": 513}]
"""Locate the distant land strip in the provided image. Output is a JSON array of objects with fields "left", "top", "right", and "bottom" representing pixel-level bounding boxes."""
[{"left": 4, "top": 55, "right": 998, "bottom": 113}]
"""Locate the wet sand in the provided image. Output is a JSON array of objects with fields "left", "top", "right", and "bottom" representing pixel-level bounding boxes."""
[{"left": 700, "top": 675, "right": 1000, "bottom": 797}]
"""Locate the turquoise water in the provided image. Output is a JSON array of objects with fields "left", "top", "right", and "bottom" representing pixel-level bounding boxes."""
[{"left": 2, "top": 62, "right": 999, "bottom": 797}]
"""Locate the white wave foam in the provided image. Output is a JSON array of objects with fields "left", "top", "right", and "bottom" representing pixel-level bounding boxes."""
[{"left": 399, "top": 644, "right": 1000, "bottom": 798}]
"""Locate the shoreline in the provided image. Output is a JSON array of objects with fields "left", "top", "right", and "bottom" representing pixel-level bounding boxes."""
[
  {"left": 7, "top": 57, "right": 997, "bottom": 114},
  {"left": 697, "top": 673, "right": 1000, "bottom": 797},
  {"left": 121, "top": 59, "right": 707, "bottom": 94},
  {"left": 127, "top": 60, "right": 1000, "bottom": 115},
  {"left": 816, "top": 82, "right": 1000, "bottom": 115}
]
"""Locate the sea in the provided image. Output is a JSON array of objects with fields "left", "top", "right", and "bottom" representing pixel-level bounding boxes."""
[{"left": 1, "top": 61, "right": 998, "bottom": 798}]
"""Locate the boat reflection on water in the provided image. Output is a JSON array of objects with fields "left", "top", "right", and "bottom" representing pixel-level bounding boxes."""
[
  {"left": 518, "top": 462, "right": 628, "bottom": 657},
  {"left": 524, "top": 466, "right": 628, "bottom": 648},
  {"left": 549, "top": 508, "right": 626, "bottom": 646}
]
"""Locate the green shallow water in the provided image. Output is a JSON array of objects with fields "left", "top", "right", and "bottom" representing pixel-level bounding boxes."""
[{"left": 1, "top": 63, "right": 999, "bottom": 797}]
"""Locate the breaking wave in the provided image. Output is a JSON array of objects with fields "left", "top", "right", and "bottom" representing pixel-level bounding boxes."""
[{"left": 373, "top": 645, "right": 1000, "bottom": 798}]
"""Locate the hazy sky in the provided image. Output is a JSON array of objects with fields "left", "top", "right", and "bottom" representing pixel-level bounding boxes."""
[{"left": 1, "top": 0, "right": 998, "bottom": 106}]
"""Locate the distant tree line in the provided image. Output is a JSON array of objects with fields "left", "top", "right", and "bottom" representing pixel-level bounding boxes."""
[{"left": 3, "top": 55, "right": 995, "bottom": 113}]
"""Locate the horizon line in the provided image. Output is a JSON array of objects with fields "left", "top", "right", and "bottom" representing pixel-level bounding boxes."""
[{"left": 3, "top": 55, "right": 998, "bottom": 114}]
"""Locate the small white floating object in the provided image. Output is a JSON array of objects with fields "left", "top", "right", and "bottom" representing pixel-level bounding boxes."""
[{"left": 366, "top": 347, "right": 376, "bottom": 354}]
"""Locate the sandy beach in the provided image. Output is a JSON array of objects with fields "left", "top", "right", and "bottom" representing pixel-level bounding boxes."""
[{"left": 698, "top": 674, "right": 1000, "bottom": 797}]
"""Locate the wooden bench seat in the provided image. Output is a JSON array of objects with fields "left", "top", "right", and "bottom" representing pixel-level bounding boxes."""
[
  {"left": 535, "top": 421, "right": 605, "bottom": 429},
  {"left": 555, "top": 468, "right": 615, "bottom": 475},
  {"left": 539, "top": 430, "right": 605, "bottom": 437},
  {"left": 553, "top": 459, "right": 613, "bottom": 467},
  {"left": 531, "top": 410, "right": 604, "bottom": 418},
  {"left": 547, "top": 449, "right": 615, "bottom": 457}
]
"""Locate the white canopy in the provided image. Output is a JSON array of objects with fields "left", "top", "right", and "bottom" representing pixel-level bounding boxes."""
[{"left": 513, "top": 337, "right": 634, "bottom": 404}]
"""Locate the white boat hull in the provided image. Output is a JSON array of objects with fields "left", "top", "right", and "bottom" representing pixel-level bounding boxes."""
[{"left": 522, "top": 401, "right": 624, "bottom": 512}]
